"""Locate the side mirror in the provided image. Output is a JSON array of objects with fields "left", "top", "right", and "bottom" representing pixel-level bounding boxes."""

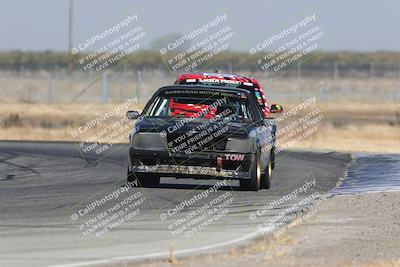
[
  {"left": 126, "top": 110, "right": 141, "bottom": 119},
  {"left": 270, "top": 104, "right": 283, "bottom": 113}
]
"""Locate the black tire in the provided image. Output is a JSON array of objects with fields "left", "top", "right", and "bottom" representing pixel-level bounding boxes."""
[
  {"left": 271, "top": 147, "right": 275, "bottom": 170},
  {"left": 240, "top": 152, "right": 261, "bottom": 191},
  {"left": 127, "top": 167, "right": 160, "bottom": 187},
  {"left": 260, "top": 155, "right": 272, "bottom": 189},
  {"left": 137, "top": 173, "right": 160, "bottom": 187},
  {"left": 127, "top": 166, "right": 136, "bottom": 184}
]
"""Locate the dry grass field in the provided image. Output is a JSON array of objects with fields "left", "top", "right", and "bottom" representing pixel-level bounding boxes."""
[
  {"left": 279, "top": 101, "right": 400, "bottom": 153},
  {"left": 1, "top": 72, "right": 399, "bottom": 153},
  {"left": 0, "top": 101, "right": 399, "bottom": 153},
  {"left": 0, "top": 102, "right": 141, "bottom": 142}
]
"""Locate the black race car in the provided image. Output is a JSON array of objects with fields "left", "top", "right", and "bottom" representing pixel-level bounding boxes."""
[{"left": 126, "top": 85, "right": 275, "bottom": 191}]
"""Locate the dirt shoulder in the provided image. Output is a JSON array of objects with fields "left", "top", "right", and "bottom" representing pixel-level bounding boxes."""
[{"left": 127, "top": 192, "right": 400, "bottom": 267}]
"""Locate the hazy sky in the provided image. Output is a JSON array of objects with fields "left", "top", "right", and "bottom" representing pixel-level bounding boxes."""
[{"left": 0, "top": 0, "right": 398, "bottom": 52}]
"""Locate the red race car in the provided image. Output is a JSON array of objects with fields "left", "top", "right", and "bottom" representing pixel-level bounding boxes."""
[{"left": 174, "top": 72, "right": 283, "bottom": 118}]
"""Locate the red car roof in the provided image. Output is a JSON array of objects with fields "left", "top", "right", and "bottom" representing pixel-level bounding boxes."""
[
  {"left": 175, "top": 73, "right": 262, "bottom": 90},
  {"left": 175, "top": 72, "right": 270, "bottom": 118}
]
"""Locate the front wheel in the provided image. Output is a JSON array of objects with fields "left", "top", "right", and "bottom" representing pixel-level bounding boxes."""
[
  {"left": 127, "top": 167, "right": 160, "bottom": 187},
  {"left": 137, "top": 174, "right": 160, "bottom": 187},
  {"left": 127, "top": 166, "right": 136, "bottom": 184},
  {"left": 240, "top": 153, "right": 261, "bottom": 191}
]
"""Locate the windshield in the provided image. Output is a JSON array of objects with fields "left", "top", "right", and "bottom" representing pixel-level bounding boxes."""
[{"left": 144, "top": 90, "right": 254, "bottom": 121}]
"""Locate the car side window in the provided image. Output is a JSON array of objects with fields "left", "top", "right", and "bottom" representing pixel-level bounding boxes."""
[
  {"left": 247, "top": 94, "right": 263, "bottom": 122},
  {"left": 240, "top": 102, "right": 252, "bottom": 120},
  {"left": 145, "top": 97, "right": 160, "bottom": 116}
]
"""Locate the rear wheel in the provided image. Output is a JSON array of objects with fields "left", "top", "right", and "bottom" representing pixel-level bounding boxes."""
[
  {"left": 271, "top": 147, "right": 275, "bottom": 170},
  {"left": 260, "top": 155, "right": 272, "bottom": 189},
  {"left": 240, "top": 152, "right": 261, "bottom": 191}
]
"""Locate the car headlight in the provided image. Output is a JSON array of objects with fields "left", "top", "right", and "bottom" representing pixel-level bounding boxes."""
[
  {"left": 225, "top": 138, "right": 253, "bottom": 153},
  {"left": 131, "top": 133, "right": 168, "bottom": 150}
]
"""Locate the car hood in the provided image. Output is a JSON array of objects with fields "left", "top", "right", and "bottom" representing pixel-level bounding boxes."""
[{"left": 134, "top": 117, "right": 254, "bottom": 138}]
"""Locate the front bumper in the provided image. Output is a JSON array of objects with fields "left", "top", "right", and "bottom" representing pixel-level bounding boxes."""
[{"left": 129, "top": 148, "right": 254, "bottom": 179}]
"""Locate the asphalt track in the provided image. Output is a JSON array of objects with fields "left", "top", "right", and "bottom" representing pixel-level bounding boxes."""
[{"left": 0, "top": 141, "right": 351, "bottom": 267}]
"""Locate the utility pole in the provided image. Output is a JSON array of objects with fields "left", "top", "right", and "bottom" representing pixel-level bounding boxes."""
[{"left": 68, "top": 0, "right": 74, "bottom": 71}]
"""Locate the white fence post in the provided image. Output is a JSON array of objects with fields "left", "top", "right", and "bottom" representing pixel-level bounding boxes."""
[
  {"left": 120, "top": 71, "right": 125, "bottom": 100},
  {"left": 2, "top": 79, "right": 8, "bottom": 98},
  {"left": 319, "top": 81, "right": 326, "bottom": 102},
  {"left": 48, "top": 74, "right": 52, "bottom": 103},
  {"left": 344, "top": 79, "right": 350, "bottom": 96},
  {"left": 55, "top": 73, "right": 59, "bottom": 102},
  {"left": 102, "top": 73, "right": 108, "bottom": 103},
  {"left": 296, "top": 64, "right": 302, "bottom": 100},
  {"left": 136, "top": 70, "right": 142, "bottom": 103}
]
